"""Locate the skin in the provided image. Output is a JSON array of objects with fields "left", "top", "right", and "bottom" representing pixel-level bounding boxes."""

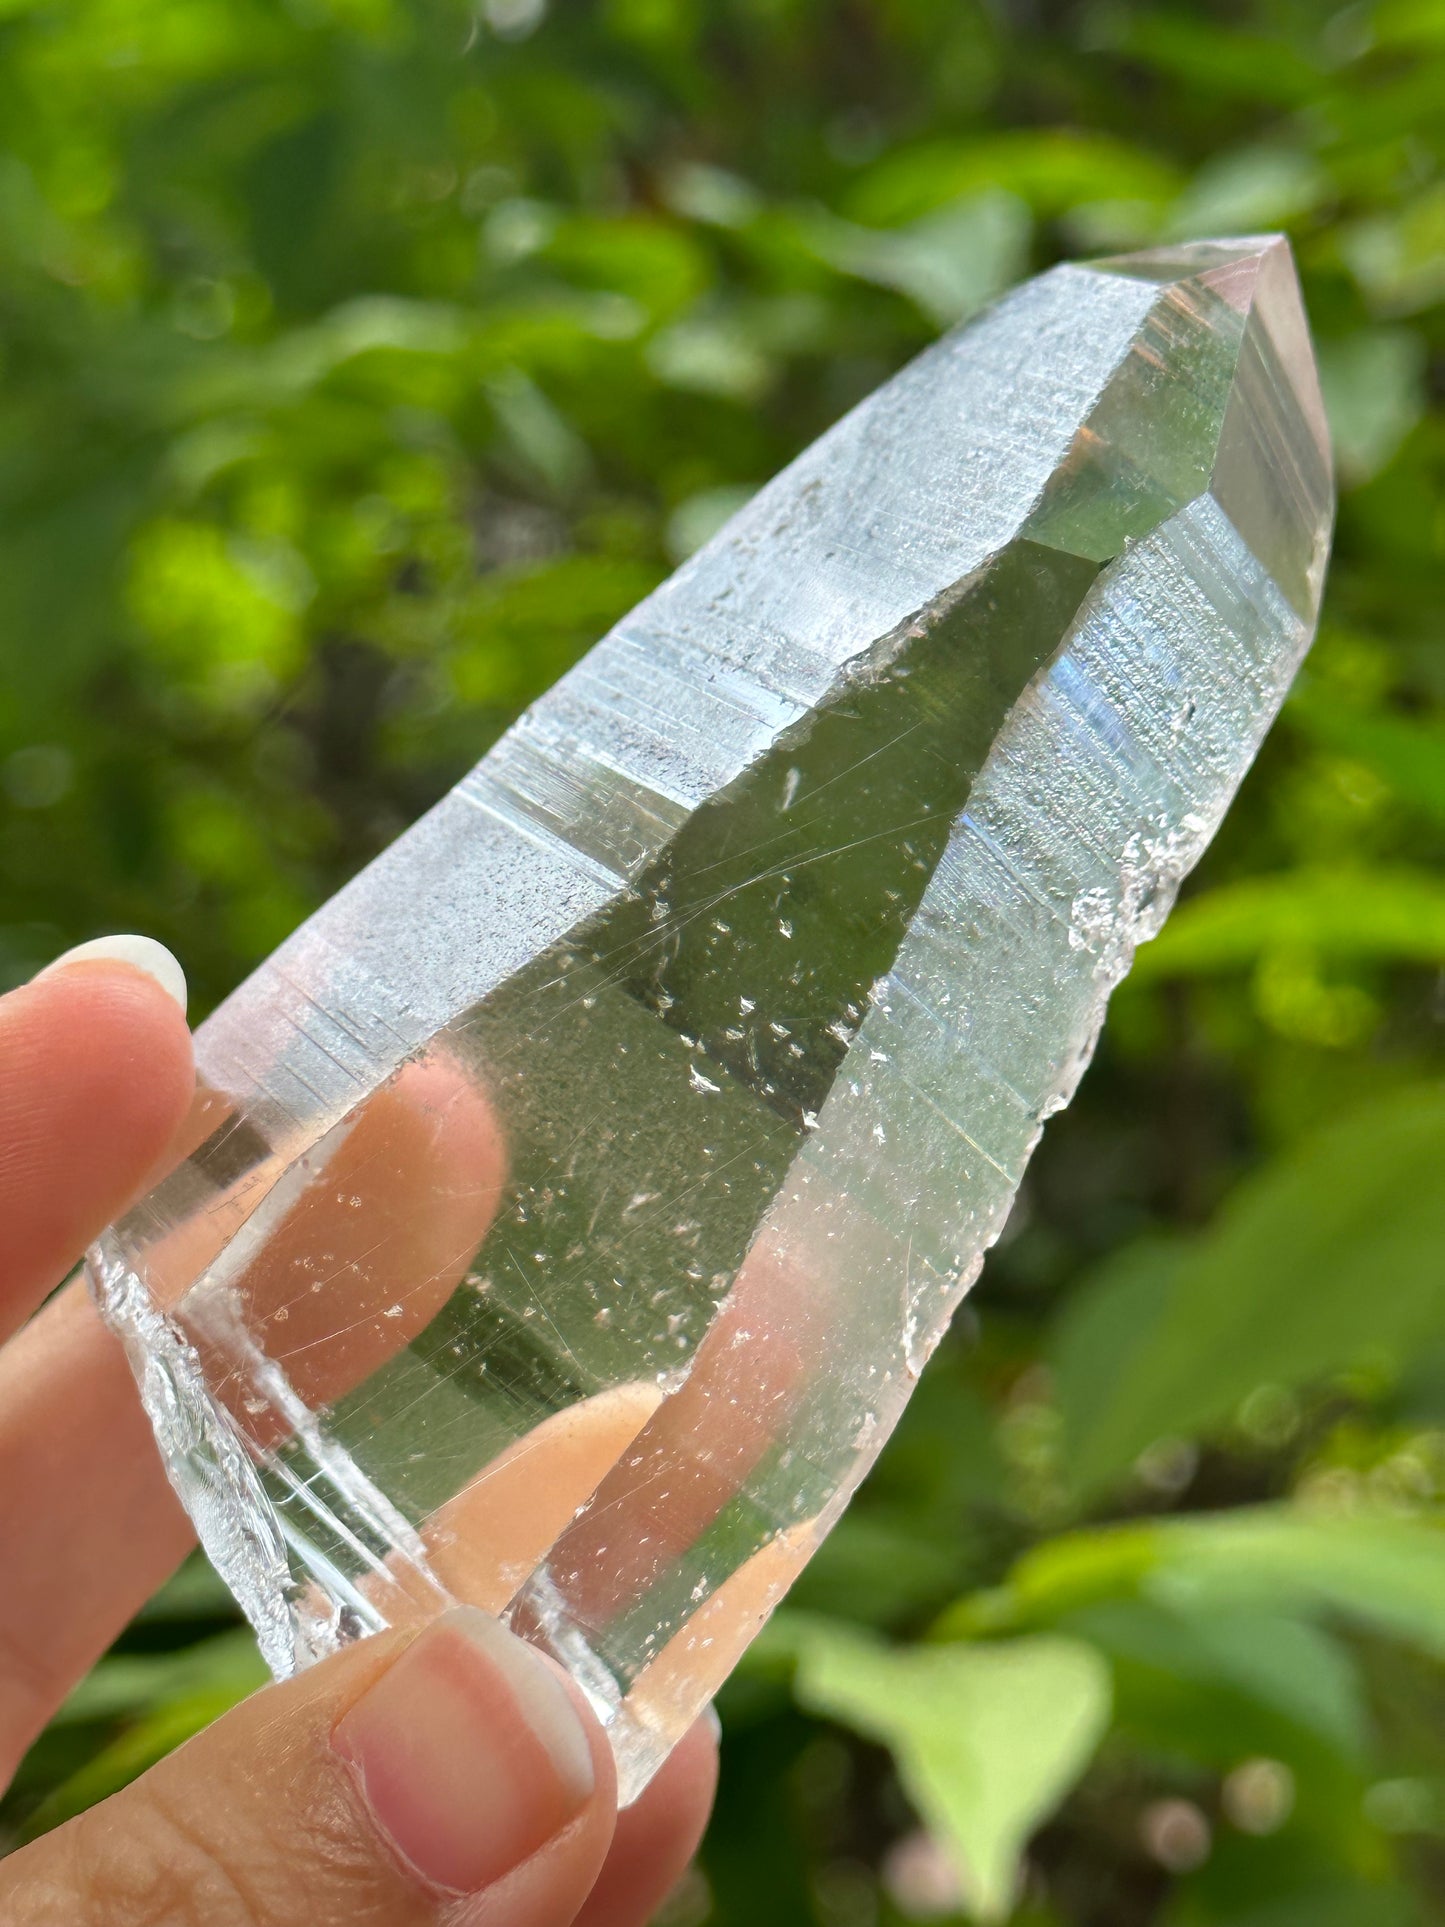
[{"left": 0, "top": 960, "right": 716, "bottom": 1925}]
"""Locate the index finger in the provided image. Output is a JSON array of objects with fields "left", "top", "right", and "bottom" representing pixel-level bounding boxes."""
[{"left": 0, "top": 956, "right": 194, "bottom": 1348}]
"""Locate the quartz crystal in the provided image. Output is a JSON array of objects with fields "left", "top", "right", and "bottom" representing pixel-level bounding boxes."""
[{"left": 92, "top": 236, "right": 1333, "bottom": 1800}]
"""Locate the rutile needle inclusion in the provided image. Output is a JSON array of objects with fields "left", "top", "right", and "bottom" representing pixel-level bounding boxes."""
[{"left": 91, "top": 237, "right": 1333, "bottom": 1801}]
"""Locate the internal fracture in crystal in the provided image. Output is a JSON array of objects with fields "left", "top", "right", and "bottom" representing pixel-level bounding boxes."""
[{"left": 92, "top": 236, "right": 1333, "bottom": 1801}]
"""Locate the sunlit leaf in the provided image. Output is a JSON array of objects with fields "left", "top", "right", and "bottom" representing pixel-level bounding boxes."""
[
  {"left": 790, "top": 1622, "right": 1110, "bottom": 1921},
  {"left": 947, "top": 1508, "right": 1445, "bottom": 1670},
  {"left": 2, "top": 0, "right": 1445, "bottom": 1913},
  {"left": 1164, "top": 146, "right": 1329, "bottom": 240},
  {"left": 1132, "top": 870, "right": 1445, "bottom": 979},
  {"left": 444, "top": 553, "right": 662, "bottom": 707},
  {"left": 52, "top": 1630, "right": 264, "bottom": 1729},
  {"left": 542, "top": 211, "right": 710, "bottom": 321},
  {"left": 1340, "top": 185, "right": 1445, "bottom": 316},
  {"left": 846, "top": 131, "right": 1179, "bottom": 227},
  {"left": 1373, "top": 0, "right": 1445, "bottom": 48},
  {"left": 20, "top": 1686, "right": 258, "bottom": 1840},
  {"left": 485, "top": 370, "right": 592, "bottom": 496},
  {"left": 797, "top": 191, "right": 1031, "bottom": 324},
  {"left": 665, "top": 483, "right": 758, "bottom": 563},
  {"left": 646, "top": 309, "right": 772, "bottom": 401}
]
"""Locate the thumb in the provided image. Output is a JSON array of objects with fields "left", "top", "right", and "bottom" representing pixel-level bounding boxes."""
[{"left": 1, "top": 1608, "right": 616, "bottom": 1926}]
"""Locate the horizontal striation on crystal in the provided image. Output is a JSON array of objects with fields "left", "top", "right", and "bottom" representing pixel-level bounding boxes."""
[{"left": 91, "top": 235, "right": 1332, "bottom": 1800}]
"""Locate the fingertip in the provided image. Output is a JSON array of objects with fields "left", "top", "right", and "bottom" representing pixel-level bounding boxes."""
[
  {"left": 20, "top": 953, "right": 196, "bottom": 1136},
  {"left": 332, "top": 1609, "right": 603, "bottom": 1896},
  {"left": 37, "top": 934, "right": 187, "bottom": 1013},
  {"left": 0, "top": 952, "right": 195, "bottom": 1326},
  {"left": 574, "top": 1713, "right": 719, "bottom": 1927},
  {"left": 0, "top": 1618, "right": 617, "bottom": 1927}
]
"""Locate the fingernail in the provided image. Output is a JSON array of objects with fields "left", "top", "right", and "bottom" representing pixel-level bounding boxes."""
[
  {"left": 701, "top": 1702, "right": 722, "bottom": 1743},
  {"left": 37, "top": 935, "right": 188, "bottom": 1014},
  {"left": 333, "top": 1607, "right": 595, "bottom": 1895}
]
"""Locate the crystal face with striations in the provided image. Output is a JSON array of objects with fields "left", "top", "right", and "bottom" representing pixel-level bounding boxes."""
[{"left": 92, "top": 236, "right": 1333, "bottom": 1800}]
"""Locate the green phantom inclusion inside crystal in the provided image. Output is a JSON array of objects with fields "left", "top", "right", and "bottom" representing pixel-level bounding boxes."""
[{"left": 94, "top": 237, "right": 1333, "bottom": 1802}]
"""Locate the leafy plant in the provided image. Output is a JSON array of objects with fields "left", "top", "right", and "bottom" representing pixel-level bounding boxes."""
[{"left": 1, "top": 0, "right": 1442, "bottom": 1922}]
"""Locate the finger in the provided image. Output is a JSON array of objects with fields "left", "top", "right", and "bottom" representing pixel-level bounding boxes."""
[
  {"left": 209, "top": 1053, "right": 507, "bottom": 1415},
  {"left": 0, "top": 1029, "right": 508, "bottom": 1776},
  {"left": 574, "top": 1714, "right": 719, "bottom": 1927},
  {"left": 124, "top": 1049, "right": 511, "bottom": 1635},
  {"left": 526, "top": 1231, "right": 816, "bottom": 1623},
  {"left": 0, "top": 1286, "right": 194, "bottom": 1788},
  {"left": 0, "top": 1608, "right": 616, "bottom": 1927},
  {"left": 418, "top": 1381, "right": 663, "bottom": 1617},
  {"left": 127, "top": 1047, "right": 506, "bottom": 1456},
  {"left": 0, "top": 948, "right": 193, "bottom": 1345},
  {"left": 507, "top": 1227, "right": 823, "bottom": 1661}
]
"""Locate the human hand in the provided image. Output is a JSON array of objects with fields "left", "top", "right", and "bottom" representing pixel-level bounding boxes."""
[{"left": 0, "top": 942, "right": 717, "bottom": 1925}]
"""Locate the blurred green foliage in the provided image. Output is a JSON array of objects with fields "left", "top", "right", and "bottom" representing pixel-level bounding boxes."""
[{"left": 0, "top": 0, "right": 1442, "bottom": 1920}]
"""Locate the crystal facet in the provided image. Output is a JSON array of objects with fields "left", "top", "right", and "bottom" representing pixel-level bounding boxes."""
[{"left": 92, "top": 236, "right": 1333, "bottom": 1800}]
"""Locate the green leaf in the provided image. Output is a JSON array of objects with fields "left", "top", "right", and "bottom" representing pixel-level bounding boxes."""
[
  {"left": 788, "top": 1512, "right": 982, "bottom": 1629},
  {"left": 847, "top": 131, "right": 1179, "bottom": 227},
  {"left": 1317, "top": 330, "right": 1428, "bottom": 483},
  {"left": 1070, "top": 1597, "right": 1369, "bottom": 1763},
  {"left": 796, "top": 191, "right": 1031, "bottom": 325},
  {"left": 443, "top": 554, "right": 663, "bottom": 707},
  {"left": 645, "top": 309, "right": 773, "bottom": 401},
  {"left": 1145, "top": 1512, "right": 1445, "bottom": 1661},
  {"left": 1340, "top": 184, "right": 1445, "bottom": 316},
  {"left": 485, "top": 370, "right": 593, "bottom": 497},
  {"left": 666, "top": 484, "right": 758, "bottom": 563},
  {"left": 20, "top": 1686, "right": 255, "bottom": 1840},
  {"left": 1132, "top": 870, "right": 1445, "bottom": 979},
  {"left": 791, "top": 1623, "right": 1110, "bottom": 1921},
  {"left": 54, "top": 1630, "right": 265, "bottom": 1728},
  {"left": 1048, "top": 1235, "right": 1183, "bottom": 1476},
  {"left": 944, "top": 1508, "right": 1445, "bottom": 1667},
  {"left": 1105, "top": 12, "right": 1325, "bottom": 104},
  {"left": 1169, "top": 1885, "right": 1427, "bottom": 1927},
  {"left": 134, "top": 1556, "right": 242, "bottom": 1624},
  {"left": 542, "top": 212, "right": 710, "bottom": 323},
  {"left": 1164, "top": 146, "right": 1328, "bottom": 240},
  {"left": 1374, "top": 0, "right": 1445, "bottom": 49},
  {"left": 1288, "top": 691, "right": 1445, "bottom": 828},
  {"left": 1051, "top": 1085, "right": 1445, "bottom": 1497},
  {"left": 191, "top": 298, "right": 473, "bottom": 410}
]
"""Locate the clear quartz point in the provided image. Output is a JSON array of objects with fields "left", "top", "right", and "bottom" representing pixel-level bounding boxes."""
[{"left": 91, "top": 235, "right": 1333, "bottom": 1800}]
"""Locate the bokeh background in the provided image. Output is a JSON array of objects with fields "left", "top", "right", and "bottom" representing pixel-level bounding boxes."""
[{"left": 1, "top": 0, "right": 1443, "bottom": 1920}]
